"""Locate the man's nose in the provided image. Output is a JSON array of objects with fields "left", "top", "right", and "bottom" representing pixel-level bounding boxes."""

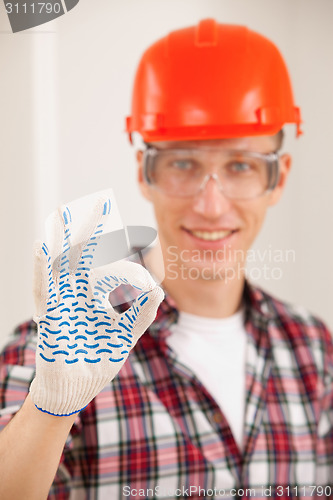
[{"left": 191, "top": 174, "right": 233, "bottom": 217}]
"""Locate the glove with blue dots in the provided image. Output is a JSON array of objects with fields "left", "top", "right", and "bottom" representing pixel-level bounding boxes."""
[{"left": 29, "top": 196, "right": 164, "bottom": 416}]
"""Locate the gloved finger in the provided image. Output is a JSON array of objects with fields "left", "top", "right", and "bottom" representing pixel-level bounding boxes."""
[
  {"left": 70, "top": 196, "right": 112, "bottom": 273},
  {"left": 121, "top": 286, "right": 165, "bottom": 345},
  {"left": 58, "top": 206, "right": 72, "bottom": 287},
  {"left": 33, "top": 240, "right": 57, "bottom": 318},
  {"left": 91, "top": 260, "right": 158, "bottom": 296},
  {"left": 45, "top": 206, "right": 72, "bottom": 283}
]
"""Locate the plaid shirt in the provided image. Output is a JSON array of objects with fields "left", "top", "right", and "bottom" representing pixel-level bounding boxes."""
[{"left": 0, "top": 282, "right": 332, "bottom": 499}]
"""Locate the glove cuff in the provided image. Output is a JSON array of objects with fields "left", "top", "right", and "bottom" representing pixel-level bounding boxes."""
[{"left": 29, "top": 372, "right": 110, "bottom": 416}]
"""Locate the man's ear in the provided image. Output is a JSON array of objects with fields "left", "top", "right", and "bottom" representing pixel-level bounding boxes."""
[
  {"left": 268, "top": 153, "right": 292, "bottom": 206},
  {"left": 136, "top": 150, "right": 152, "bottom": 201}
]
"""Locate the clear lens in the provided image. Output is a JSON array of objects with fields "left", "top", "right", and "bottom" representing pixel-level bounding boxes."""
[{"left": 143, "top": 148, "right": 279, "bottom": 199}]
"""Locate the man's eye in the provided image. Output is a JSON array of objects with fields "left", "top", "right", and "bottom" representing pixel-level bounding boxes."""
[
  {"left": 228, "top": 161, "right": 252, "bottom": 173},
  {"left": 171, "top": 160, "right": 194, "bottom": 170}
]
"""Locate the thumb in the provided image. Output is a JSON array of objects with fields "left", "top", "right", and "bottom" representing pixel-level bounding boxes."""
[
  {"left": 33, "top": 241, "right": 54, "bottom": 318},
  {"left": 129, "top": 286, "right": 165, "bottom": 345}
]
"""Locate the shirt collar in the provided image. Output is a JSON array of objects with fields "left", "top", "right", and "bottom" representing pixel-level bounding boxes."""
[
  {"left": 243, "top": 281, "right": 276, "bottom": 321},
  {"left": 149, "top": 280, "right": 276, "bottom": 343},
  {"left": 113, "top": 267, "right": 276, "bottom": 342}
]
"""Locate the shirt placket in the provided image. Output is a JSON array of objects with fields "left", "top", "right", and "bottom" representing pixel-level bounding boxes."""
[
  {"left": 240, "top": 314, "right": 273, "bottom": 488},
  {"left": 150, "top": 291, "right": 274, "bottom": 494},
  {"left": 157, "top": 331, "right": 243, "bottom": 487}
]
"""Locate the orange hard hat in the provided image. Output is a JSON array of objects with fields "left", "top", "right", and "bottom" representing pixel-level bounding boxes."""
[{"left": 126, "top": 19, "right": 302, "bottom": 143}]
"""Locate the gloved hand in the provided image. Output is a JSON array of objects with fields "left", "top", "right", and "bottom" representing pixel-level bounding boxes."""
[{"left": 29, "top": 195, "right": 164, "bottom": 416}]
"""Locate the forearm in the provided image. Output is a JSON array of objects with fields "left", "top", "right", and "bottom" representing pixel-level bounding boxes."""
[{"left": 0, "top": 393, "right": 77, "bottom": 500}]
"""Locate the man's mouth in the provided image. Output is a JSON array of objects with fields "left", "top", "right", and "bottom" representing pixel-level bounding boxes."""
[{"left": 185, "top": 229, "right": 236, "bottom": 241}]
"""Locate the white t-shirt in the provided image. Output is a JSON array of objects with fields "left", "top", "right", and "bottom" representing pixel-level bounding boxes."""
[{"left": 167, "top": 309, "right": 247, "bottom": 449}]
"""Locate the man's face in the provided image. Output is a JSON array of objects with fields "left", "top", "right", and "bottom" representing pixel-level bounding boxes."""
[{"left": 137, "top": 135, "right": 291, "bottom": 281}]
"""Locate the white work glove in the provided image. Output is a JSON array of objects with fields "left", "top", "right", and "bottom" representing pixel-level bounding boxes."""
[{"left": 30, "top": 196, "right": 164, "bottom": 416}]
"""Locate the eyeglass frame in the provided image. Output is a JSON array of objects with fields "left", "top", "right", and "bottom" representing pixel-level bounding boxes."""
[{"left": 141, "top": 144, "right": 281, "bottom": 200}]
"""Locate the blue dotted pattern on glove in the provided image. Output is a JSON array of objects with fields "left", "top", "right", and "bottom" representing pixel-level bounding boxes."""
[{"left": 37, "top": 200, "right": 150, "bottom": 366}]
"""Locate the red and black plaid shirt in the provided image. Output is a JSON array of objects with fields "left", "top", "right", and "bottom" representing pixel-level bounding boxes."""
[{"left": 0, "top": 282, "right": 332, "bottom": 499}]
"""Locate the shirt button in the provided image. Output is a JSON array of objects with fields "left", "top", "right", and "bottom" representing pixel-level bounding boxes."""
[{"left": 212, "top": 411, "right": 224, "bottom": 424}]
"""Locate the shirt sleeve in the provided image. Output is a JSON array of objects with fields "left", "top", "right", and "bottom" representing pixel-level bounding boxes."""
[
  {"left": 0, "top": 320, "right": 37, "bottom": 425},
  {"left": 0, "top": 320, "right": 84, "bottom": 500}
]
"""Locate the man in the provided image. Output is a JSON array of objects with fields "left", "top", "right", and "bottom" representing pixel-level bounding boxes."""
[{"left": 0, "top": 19, "right": 332, "bottom": 499}]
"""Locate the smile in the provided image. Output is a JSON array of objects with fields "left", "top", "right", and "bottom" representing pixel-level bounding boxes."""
[{"left": 186, "top": 229, "right": 235, "bottom": 241}]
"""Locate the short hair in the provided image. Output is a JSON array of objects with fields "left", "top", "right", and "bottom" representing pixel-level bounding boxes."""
[{"left": 274, "top": 129, "right": 284, "bottom": 150}]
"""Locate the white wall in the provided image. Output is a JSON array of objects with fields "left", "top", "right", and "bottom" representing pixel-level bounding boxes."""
[
  {"left": 0, "top": 10, "right": 35, "bottom": 349},
  {"left": 1, "top": 0, "right": 332, "bottom": 350}
]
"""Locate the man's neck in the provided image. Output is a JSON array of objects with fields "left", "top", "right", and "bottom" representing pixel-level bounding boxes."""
[
  {"left": 162, "top": 271, "right": 245, "bottom": 318},
  {"left": 140, "top": 244, "right": 245, "bottom": 318}
]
